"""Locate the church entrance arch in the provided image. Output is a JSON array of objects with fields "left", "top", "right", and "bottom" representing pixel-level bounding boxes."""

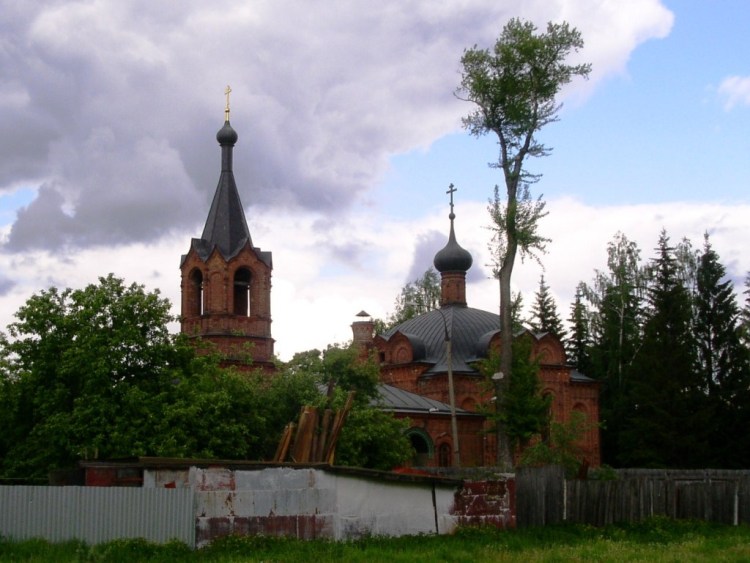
[{"left": 406, "top": 428, "right": 433, "bottom": 466}]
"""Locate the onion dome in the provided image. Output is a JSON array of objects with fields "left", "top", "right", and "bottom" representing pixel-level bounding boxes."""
[
  {"left": 433, "top": 211, "right": 473, "bottom": 273},
  {"left": 216, "top": 120, "right": 238, "bottom": 145}
]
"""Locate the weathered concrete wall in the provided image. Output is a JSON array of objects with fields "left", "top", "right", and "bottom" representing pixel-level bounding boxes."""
[
  {"left": 335, "top": 473, "right": 454, "bottom": 537},
  {"left": 141, "top": 465, "right": 514, "bottom": 546}
]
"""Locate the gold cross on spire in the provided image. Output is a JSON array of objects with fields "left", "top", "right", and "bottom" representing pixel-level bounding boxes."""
[{"left": 224, "top": 85, "right": 232, "bottom": 121}]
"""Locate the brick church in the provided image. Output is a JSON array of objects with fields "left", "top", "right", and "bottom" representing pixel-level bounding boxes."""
[
  {"left": 180, "top": 105, "right": 600, "bottom": 468},
  {"left": 352, "top": 201, "right": 601, "bottom": 468}
]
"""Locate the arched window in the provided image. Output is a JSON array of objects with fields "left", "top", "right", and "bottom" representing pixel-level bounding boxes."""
[
  {"left": 406, "top": 428, "right": 433, "bottom": 466},
  {"left": 438, "top": 443, "right": 452, "bottom": 467},
  {"left": 188, "top": 269, "right": 203, "bottom": 316},
  {"left": 233, "top": 268, "right": 251, "bottom": 316}
]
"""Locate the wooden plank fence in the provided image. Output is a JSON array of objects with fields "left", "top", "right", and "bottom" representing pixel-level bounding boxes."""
[
  {"left": 517, "top": 467, "right": 750, "bottom": 527},
  {"left": 515, "top": 465, "right": 565, "bottom": 527}
]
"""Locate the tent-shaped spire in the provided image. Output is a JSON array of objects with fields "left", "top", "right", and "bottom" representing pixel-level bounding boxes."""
[{"left": 195, "top": 118, "right": 253, "bottom": 260}]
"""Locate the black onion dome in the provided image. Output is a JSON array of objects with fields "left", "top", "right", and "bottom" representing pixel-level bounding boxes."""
[
  {"left": 216, "top": 120, "right": 238, "bottom": 145},
  {"left": 433, "top": 213, "right": 473, "bottom": 273},
  {"left": 382, "top": 305, "right": 499, "bottom": 374}
]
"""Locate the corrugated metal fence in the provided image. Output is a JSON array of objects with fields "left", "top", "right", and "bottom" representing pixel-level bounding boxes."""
[
  {"left": 0, "top": 486, "right": 195, "bottom": 547},
  {"left": 517, "top": 467, "right": 750, "bottom": 527}
]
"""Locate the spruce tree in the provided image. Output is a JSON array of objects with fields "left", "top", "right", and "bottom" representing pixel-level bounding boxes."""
[
  {"left": 694, "top": 235, "right": 750, "bottom": 467},
  {"left": 739, "top": 272, "right": 750, "bottom": 348},
  {"left": 583, "top": 232, "right": 645, "bottom": 466},
  {"left": 529, "top": 274, "right": 567, "bottom": 339},
  {"left": 621, "top": 231, "right": 706, "bottom": 467},
  {"left": 565, "top": 283, "right": 592, "bottom": 374},
  {"left": 510, "top": 291, "right": 525, "bottom": 333}
]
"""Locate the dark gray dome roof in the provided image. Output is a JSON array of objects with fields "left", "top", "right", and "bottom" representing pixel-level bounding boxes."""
[
  {"left": 433, "top": 213, "right": 472, "bottom": 273},
  {"left": 382, "top": 304, "right": 499, "bottom": 374},
  {"left": 216, "top": 120, "right": 238, "bottom": 145}
]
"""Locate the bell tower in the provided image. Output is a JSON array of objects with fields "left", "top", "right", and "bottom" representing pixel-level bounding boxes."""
[{"left": 179, "top": 88, "right": 274, "bottom": 370}]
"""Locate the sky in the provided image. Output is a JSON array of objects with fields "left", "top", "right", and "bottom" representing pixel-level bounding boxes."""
[{"left": 2, "top": 0, "right": 750, "bottom": 360}]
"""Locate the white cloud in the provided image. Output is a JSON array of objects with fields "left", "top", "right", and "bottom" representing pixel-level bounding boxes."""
[
  {"left": 2, "top": 196, "right": 748, "bottom": 361},
  {"left": 718, "top": 76, "right": 750, "bottom": 110}
]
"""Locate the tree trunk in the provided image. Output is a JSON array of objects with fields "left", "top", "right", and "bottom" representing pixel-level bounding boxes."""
[{"left": 496, "top": 204, "right": 518, "bottom": 469}]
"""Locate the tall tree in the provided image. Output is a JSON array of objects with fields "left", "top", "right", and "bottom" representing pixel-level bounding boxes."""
[
  {"left": 620, "top": 231, "right": 706, "bottom": 467},
  {"left": 529, "top": 274, "right": 567, "bottom": 339},
  {"left": 457, "top": 19, "right": 590, "bottom": 467},
  {"left": 565, "top": 283, "right": 592, "bottom": 374},
  {"left": 739, "top": 272, "right": 750, "bottom": 348},
  {"left": 694, "top": 235, "right": 750, "bottom": 467},
  {"left": 582, "top": 232, "right": 646, "bottom": 464}
]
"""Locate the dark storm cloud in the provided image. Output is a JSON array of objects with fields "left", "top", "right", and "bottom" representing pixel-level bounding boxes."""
[
  {"left": 406, "top": 231, "right": 444, "bottom": 281},
  {"left": 0, "top": 276, "right": 15, "bottom": 296},
  {"left": 406, "top": 228, "right": 487, "bottom": 285},
  {"left": 0, "top": 1, "right": 517, "bottom": 252},
  {"left": 2, "top": 0, "right": 657, "bottom": 254}
]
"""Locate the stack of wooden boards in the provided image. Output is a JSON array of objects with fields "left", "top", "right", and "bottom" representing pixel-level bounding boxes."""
[{"left": 273, "top": 391, "right": 355, "bottom": 464}]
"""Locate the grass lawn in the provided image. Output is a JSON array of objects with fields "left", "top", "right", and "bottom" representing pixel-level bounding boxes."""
[{"left": 2, "top": 517, "right": 750, "bottom": 562}]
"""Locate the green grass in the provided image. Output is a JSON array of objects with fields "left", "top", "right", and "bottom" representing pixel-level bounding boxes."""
[{"left": 2, "top": 518, "right": 750, "bottom": 562}]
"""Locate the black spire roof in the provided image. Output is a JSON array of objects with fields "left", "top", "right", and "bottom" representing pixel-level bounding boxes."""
[
  {"left": 194, "top": 120, "right": 252, "bottom": 260},
  {"left": 182, "top": 119, "right": 270, "bottom": 267}
]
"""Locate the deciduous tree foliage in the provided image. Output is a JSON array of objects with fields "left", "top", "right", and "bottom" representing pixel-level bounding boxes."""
[
  {"left": 381, "top": 268, "right": 441, "bottom": 331},
  {"left": 0, "top": 275, "right": 269, "bottom": 477},
  {"left": 0, "top": 276, "right": 410, "bottom": 478},
  {"left": 457, "top": 18, "right": 590, "bottom": 467},
  {"left": 282, "top": 345, "right": 413, "bottom": 470}
]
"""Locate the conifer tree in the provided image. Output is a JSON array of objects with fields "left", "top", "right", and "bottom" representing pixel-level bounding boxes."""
[
  {"left": 739, "top": 272, "right": 750, "bottom": 348},
  {"left": 694, "top": 235, "right": 750, "bottom": 467},
  {"left": 510, "top": 291, "right": 525, "bottom": 333},
  {"left": 529, "top": 274, "right": 567, "bottom": 339},
  {"left": 695, "top": 235, "right": 745, "bottom": 393},
  {"left": 620, "top": 230, "right": 706, "bottom": 467},
  {"left": 565, "top": 283, "right": 592, "bottom": 374},
  {"left": 582, "top": 232, "right": 645, "bottom": 465}
]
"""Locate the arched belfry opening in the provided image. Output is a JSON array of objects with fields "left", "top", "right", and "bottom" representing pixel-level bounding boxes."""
[
  {"left": 179, "top": 89, "right": 274, "bottom": 371},
  {"left": 233, "top": 268, "right": 251, "bottom": 316},
  {"left": 188, "top": 268, "right": 204, "bottom": 316}
]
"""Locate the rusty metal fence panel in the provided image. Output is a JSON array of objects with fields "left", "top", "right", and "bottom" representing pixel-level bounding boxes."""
[{"left": 0, "top": 486, "right": 194, "bottom": 547}]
